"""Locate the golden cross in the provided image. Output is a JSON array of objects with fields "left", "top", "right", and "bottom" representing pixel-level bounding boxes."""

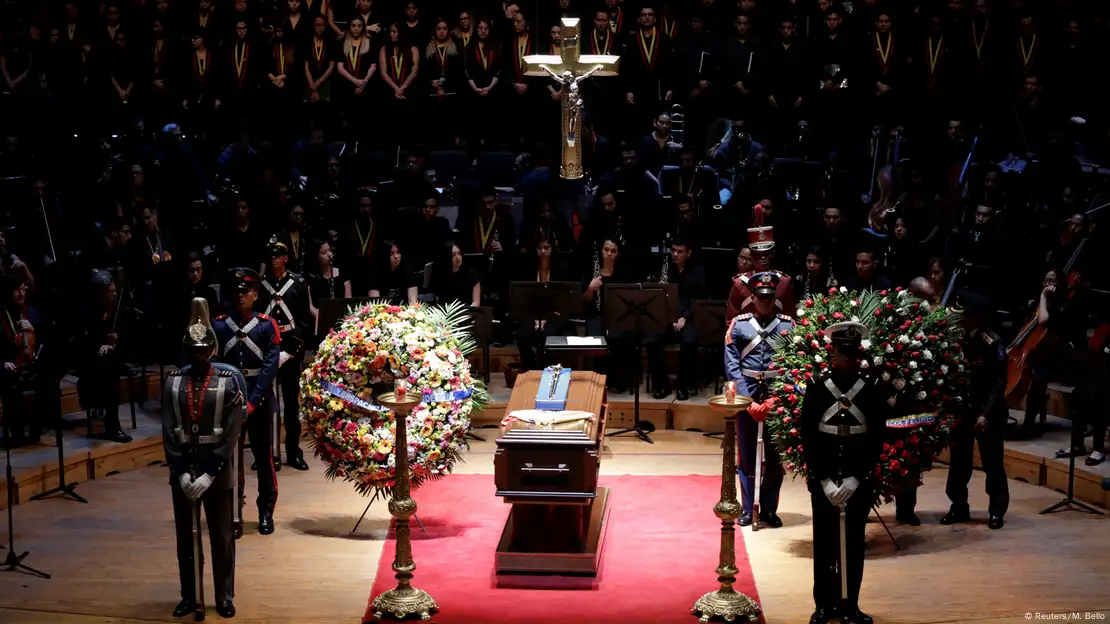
[{"left": 524, "top": 17, "right": 619, "bottom": 180}]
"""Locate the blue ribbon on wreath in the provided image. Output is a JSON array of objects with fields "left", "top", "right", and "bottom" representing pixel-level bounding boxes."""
[
  {"left": 322, "top": 382, "right": 388, "bottom": 414},
  {"left": 421, "top": 387, "right": 473, "bottom": 402}
]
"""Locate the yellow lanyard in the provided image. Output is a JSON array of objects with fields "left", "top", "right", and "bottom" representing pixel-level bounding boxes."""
[
  {"left": 927, "top": 35, "right": 942, "bottom": 74},
  {"left": 196, "top": 52, "right": 206, "bottom": 77},
  {"left": 973, "top": 20, "right": 988, "bottom": 60},
  {"left": 478, "top": 214, "right": 496, "bottom": 249},
  {"left": 593, "top": 31, "right": 609, "bottom": 54},
  {"left": 639, "top": 28, "right": 656, "bottom": 68},
  {"left": 437, "top": 44, "right": 447, "bottom": 67},
  {"left": 461, "top": 32, "right": 471, "bottom": 47},
  {"left": 154, "top": 39, "right": 163, "bottom": 64},
  {"left": 314, "top": 38, "right": 324, "bottom": 63},
  {"left": 234, "top": 42, "right": 247, "bottom": 77},
  {"left": 875, "top": 33, "right": 892, "bottom": 68},
  {"left": 517, "top": 34, "right": 529, "bottom": 67},
  {"left": 348, "top": 40, "right": 360, "bottom": 72},
  {"left": 663, "top": 16, "right": 675, "bottom": 38},
  {"left": 609, "top": 9, "right": 621, "bottom": 34},
  {"left": 478, "top": 43, "right": 490, "bottom": 70},
  {"left": 356, "top": 220, "right": 373, "bottom": 257},
  {"left": 278, "top": 43, "right": 285, "bottom": 75},
  {"left": 392, "top": 50, "right": 405, "bottom": 80},
  {"left": 199, "top": 12, "right": 209, "bottom": 27},
  {"left": 1019, "top": 34, "right": 1035, "bottom": 67}
]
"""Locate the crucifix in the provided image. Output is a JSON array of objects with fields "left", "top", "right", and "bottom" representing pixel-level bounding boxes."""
[{"left": 524, "top": 17, "right": 619, "bottom": 180}]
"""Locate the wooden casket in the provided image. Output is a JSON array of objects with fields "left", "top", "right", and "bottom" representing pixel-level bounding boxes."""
[{"left": 493, "top": 370, "right": 609, "bottom": 574}]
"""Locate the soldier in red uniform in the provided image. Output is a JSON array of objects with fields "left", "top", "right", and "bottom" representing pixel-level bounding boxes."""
[{"left": 726, "top": 205, "right": 795, "bottom": 321}]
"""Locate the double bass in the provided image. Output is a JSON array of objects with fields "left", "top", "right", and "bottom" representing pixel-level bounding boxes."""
[{"left": 1004, "top": 234, "right": 1089, "bottom": 401}]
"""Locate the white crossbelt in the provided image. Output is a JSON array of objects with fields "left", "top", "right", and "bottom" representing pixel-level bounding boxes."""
[
  {"left": 263, "top": 279, "right": 295, "bottom": 331},
  {"left": 740, "top": 317, "right": 780, "bottom": 360},
  {"left": 223, "top": 317, "right": 263, "bottom": 361},
  {"left": 819, "top": 378, "right": 867, "bottom": 436}
]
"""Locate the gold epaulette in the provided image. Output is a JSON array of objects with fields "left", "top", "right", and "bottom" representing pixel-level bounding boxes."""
[
  {"left": 218, "top": 369, "right": 235, "bottom": 377},
  {"left": 737, "top": 313, "right": 753, "bottom": 320}
]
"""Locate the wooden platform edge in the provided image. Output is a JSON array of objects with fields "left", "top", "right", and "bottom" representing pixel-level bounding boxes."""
[{"left": 1, "top": 436, "right": 164, "bottom": 510}]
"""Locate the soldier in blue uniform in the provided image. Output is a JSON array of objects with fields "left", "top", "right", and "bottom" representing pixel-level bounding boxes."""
[
  {"left": 800, "top": 321, "right": 887, "bottom": 624},
  {"left": 255, "top": 236, "right": 312, "bottom": 471},
  {"left": 724, "top": 271, "right": 794, "bottom": 528},
  {"left": 163, "top": 298, "right": 245, "bottom": 620},
  {"left": 214, "top": 268, "right": 281, "bottom": 537}
]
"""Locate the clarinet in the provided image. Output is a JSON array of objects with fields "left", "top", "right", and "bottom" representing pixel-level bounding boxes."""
[
  {"left": 592, "top": 248, "right": 602, "bottom": 312},
  {"left": 488, "top": 229, "right": 500, "bottom": 271}
]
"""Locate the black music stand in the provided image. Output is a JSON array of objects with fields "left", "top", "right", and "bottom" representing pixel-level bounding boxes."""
[
  {"left": 462, "top": 306, "right": 494, "bottom": 441},
  {"left": 508, "top": 281, "right": 582, "bottom": 367},
  {"left": 604, "top": 283, "right": 678, "bottom": 444},
  {"left": 692, "top": 300, "right": 728, "bottom": 439},
  {"left": 3, "top": 439, "right": 51, "bottom": 578}
]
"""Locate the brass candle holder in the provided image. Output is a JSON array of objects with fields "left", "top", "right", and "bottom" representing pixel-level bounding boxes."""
[
  {"left": 370, "top": 392, "right": 438, "bottom": 621},
  {"left": 692, "top": 394, "right": 761, "bottom": 623}
]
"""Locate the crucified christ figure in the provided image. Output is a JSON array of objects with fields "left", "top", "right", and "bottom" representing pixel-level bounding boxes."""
[{"left": 540, "top": 64, "right": 602, "bottom": 148}]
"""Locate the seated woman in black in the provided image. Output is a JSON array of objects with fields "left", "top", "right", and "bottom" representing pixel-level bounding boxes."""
[
  {"left": 581, "top": 237, "right": 637, "bottom": 392},
  {"left": 513, "top": 229, "right": 574, "bottom": 371},
  {"left": 369, "top": 239, "right": 417, "bottom": 306},
  {"left": 305, "top": 239, "right": 351, "bottom": 345},
  {"left": 431, "top": 240, "right": 480, "bottom": 307}
]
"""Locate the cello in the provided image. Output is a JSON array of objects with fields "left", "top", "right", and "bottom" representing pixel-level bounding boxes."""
[{"left": 1004, "top": 234, "right": 1089, "bottom": 401}]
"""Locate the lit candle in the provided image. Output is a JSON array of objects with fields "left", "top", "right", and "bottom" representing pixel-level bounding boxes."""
[
  {"left": 725, "top": 381, "right": 736, "bottom": 403},
  {"left": 395, "top": 379, "right": 408, "bottom": 401}
]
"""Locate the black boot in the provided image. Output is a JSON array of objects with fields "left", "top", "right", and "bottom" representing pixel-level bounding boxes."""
[
  {"left": 809, "top": 607, "right": 838, "bottom": 624},
  {"left": 104, "top": 410, "right": 133, "bottom": 444},
  {"left": 217, "top": 600, "right": 235, "bottom": 618},
  {"left": 287, "top": 456, "right": 309, "bottom": 471},
  {"left": 173, "top": 599, "right": 195, "bottom": 618},
  {"left": 939, "top": 508, "right": 970, "bottom": 525},
  {"left": 758, "top": 511, "right": 783, "bottom": 528},
  {"left": 259, "top": 512, "right": 274, "bottom": 535},
  {"left": 841, "top": 607, "right": 873, "bottom": 623}
]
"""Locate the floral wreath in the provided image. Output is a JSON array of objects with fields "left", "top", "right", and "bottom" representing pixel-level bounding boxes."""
[
  {"left": 765, "top": 288, "right": 970, "bottom": 505},
  {"left": 300, "top": 302, "right": 488, "bottom": 499}
]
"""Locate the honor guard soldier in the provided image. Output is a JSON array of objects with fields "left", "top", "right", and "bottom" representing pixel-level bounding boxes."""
[
  {"left": 941, "top": 289, "right": 1009, "bottom": 529},
  {"left": 724, "top": 271, "right": 794, "bottom": 528},
  {"left": 800, "top": 321, "right": 886, "bottom": 624},
  {"left": 214, "top": 268, "right": 280, "bottom": 537},
  {"left": 255, "top": 236, "right": 311, "bottom": 471},
  {"left": 164, "top": 298, "right": 246, "bottom": 620},
  {"left": 726, "top": 214, "right": 795, "bottom": 322}
]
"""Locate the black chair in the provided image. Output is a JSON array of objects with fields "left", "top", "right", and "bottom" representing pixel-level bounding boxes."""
[
  {"left": 475, "top": 151, "right": 519, "bottom": 187},
  {"left": 427, "top": 150, "right": 471, "bottom": 183}
]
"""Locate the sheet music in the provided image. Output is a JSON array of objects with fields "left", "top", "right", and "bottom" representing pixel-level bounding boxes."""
[{"left": 566, "top": 336, "right": 604, "bottom": 346}]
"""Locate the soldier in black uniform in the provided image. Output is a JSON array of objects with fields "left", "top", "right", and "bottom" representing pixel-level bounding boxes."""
[
  {"left": 942, "top": 289, "right": 1009, "bottom": 529},
  {"left": 214, "top": 268, "right": 280, "bottom": 537},
  {"left": 255, "top": 237, "right": 311, "bottom": 471},
  {"left": 163, "top": 298, "right": 245, "bottom": 620},
  {"left": 801, "top": 321, "right": 886, "bottom": 624}
]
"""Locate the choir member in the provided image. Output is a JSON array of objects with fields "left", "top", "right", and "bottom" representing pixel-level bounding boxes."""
[
  {"left": 621, "top": 5, "right": 672, "bottom": 137},
  {"left": 463, "top": 18, "right": 503, "bottom": 146},
  {"left": 378, "top": 22, "right": 420, "bottom": 146},
  {"left": 303, "top": 15, "right": 335, "bottom": 104}
]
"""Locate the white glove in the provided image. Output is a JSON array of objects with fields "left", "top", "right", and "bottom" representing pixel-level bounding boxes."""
[
  {"left": 821, "top": 479, "right": 839, "bottom": 505},
  {"left": 835, "top": 477, "right": 860, "bottom": 506},
  {"left": 187, "top": 474, "right": 214, "bottom": 501},
  {"left": 279, "top": 352, "right": 292, "bottom": 367},
  {"left": 179, "top": 473, "right": 194, "bottom": 493}
]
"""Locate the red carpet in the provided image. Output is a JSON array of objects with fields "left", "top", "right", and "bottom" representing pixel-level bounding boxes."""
[{"left": 364, "top": 474, "right": 762, "bottom": 624}]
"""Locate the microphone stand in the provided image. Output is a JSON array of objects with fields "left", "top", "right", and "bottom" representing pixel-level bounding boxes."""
[{"left": 3, "top": 439, "right": 52, "bottom": 578}]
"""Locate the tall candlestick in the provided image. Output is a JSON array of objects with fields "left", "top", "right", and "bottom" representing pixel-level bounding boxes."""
[
  {"left": 371, "top": 392, "right": 437, "bottom": 621},
  {"left": 692, "top": 394, "right": 761, "bottom": 623}
]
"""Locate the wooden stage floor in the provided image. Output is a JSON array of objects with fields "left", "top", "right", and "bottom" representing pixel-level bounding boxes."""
[{"left": 1, "top": 430, "right": 1108, "bottom": 624}]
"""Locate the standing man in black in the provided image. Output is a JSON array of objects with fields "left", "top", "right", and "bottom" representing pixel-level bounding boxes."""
[
  {"left": 163, "top": 298, "right": 244, "bottom": 619},
  {"left": 942, "top": 289, "right": 1009, "bottom": 529},
  {"left": 255, "top": 237, "right": 311, "bottom": 471},
  {"left": 214, "top": 268, "right": 281, "bottom": 537},
  {"left": 801, "top": 321, "right": 886, "bottom": 624}
]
